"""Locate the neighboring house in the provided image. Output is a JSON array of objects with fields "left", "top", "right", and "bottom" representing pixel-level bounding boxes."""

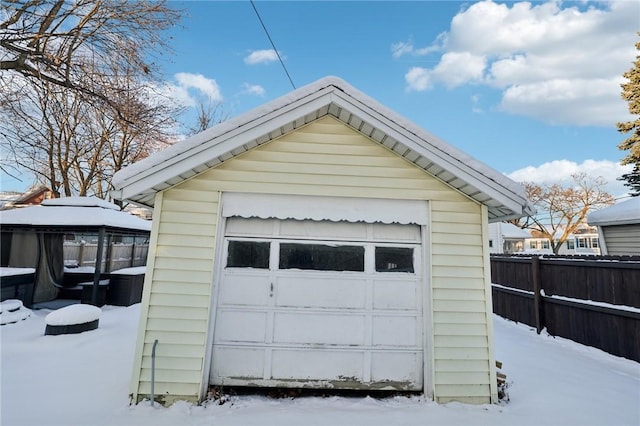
[
  {"left": 111, "top": 77, "right": 534, "bottom": 406},
  {"left": 488, "top": 222, "right": 530, "bottom": 254},
  {"left": 588, "top": 197, "right": 640, "bottom": 255},
  {"left": 524, "top": 233, "right": 601, "bottom": 255},
  {"left": 0, "top": 185, "right": 54, "bottom": 210}
]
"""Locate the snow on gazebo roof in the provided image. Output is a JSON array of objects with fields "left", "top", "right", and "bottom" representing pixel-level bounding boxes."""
[
  {"left": 0, "top": 196, "right": 151, "bottom": 232},
  {"left": 588, "top": 197, "right": 640, "bottom": 227}
]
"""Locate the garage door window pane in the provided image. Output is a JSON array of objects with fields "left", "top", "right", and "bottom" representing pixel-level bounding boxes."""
[
  {"left": 375, "top": 247, "right": 414, "bottom": 273},
  {"left": 227, "top": 241, "right": 270, "bottom": 268},
  {"left": 279, "top": 243, "right": 364, "bottom": 271}
]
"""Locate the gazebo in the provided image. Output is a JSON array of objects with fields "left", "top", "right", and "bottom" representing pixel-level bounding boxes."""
[{"left": 0, "top": 197, "right": 151, "bottom": 307}]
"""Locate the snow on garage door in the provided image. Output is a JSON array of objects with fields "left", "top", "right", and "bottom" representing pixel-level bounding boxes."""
[{"left": 210, "top": 216, "right": 425, "bottom": 391}]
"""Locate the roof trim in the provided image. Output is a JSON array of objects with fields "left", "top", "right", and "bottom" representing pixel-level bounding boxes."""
[{"left": 111, "top": 76, "right": 534, "bottom": 221}]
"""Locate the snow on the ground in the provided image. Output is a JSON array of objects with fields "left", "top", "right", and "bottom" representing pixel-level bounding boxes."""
[{"left": 1, "top": 305, "right": 639, "bottom": 426}]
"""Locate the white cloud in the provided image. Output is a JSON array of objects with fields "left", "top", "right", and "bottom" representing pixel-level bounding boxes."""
[
  {"left": 244, "top": 49, "right": 280, "bottom": 65},
  {"left": 391, "top": 37, "right": 441, "bottom": 58},
  {"left": 242, "top": 82, "right": 265, "bottom": 96},
  {"left": 174, "top": 72, "right": 222, "bottom": 102},
  {"left": 157, "top": 73, "right": 222, "bottom": 108},
  {"left": 507, "top": 159, "right": 633, "bottom": 197},
  {"left": 402, "top": 0, "right": 637, "bottom": 126}
]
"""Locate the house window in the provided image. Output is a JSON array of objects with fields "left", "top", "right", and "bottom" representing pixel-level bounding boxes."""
[
  {"left": 541, "top": 240, "right": 550, "bottom": 249},
  {"left": 591, "top": 238, "right": 599, "bottom": 248},
  {"left": 577, "top": 237, "right": 587, "bottom": 249},
  {"left": 529, "top": 241, "right": 537, "bottom": 249},
  {"left": 279, "top": 243, "right": 365, "bottom": 272},
  {"left": 375, "top": 247, "right": 414, "bottom": 273},
  {"left": 489, "top": 240, "right": 494, "bottom": 248},
  {"left": 566, "top": 239, "right": 575, "bottom": 250},
  {"left": 227, "top": 241, "right": 270, "bottom": 269}
]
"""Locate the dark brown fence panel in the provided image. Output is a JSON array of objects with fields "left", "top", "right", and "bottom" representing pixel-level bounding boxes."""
[
  {"left": 490, "top": 257, "right": 533, "bottom": 292},
  {"left": 490, "top": 254, "right": 640, "bottom": 362},
  {"left": 492, "top": 286, "right": 536, "bottom": 328},
  {"left": 540, "top": 260, "right": 640, "bottom": 307},
  {"left": 543, "top": 297, "right": 640, "bottom": 362}
]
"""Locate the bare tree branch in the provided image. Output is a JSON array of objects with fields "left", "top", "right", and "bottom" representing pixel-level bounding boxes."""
[{"left": 515, "top": 173, "right": 615, "bottom": 254}]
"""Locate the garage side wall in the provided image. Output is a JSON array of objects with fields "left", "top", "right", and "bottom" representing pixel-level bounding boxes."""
[
  {"left": 131, "top": 189, "right": 219, "bottom": 404},
  {"left": 131, "top": 115, "right": 495, "bottom": 404}
]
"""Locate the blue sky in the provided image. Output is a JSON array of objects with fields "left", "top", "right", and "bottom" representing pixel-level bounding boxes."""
[{"left": 2, "top": 0, "right": 638, "bottom": 197}]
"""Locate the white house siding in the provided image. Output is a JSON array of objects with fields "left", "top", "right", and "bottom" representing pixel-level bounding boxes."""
[
  {"left": 131, "top": 115, "right": 496, "bottom": 404},
  {"left": 601, "top": 225, "right": 640, "bottom": 255}
]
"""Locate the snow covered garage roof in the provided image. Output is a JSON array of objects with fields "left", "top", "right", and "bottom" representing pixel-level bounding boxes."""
[
  {"left": 588, "top": 197, "right": 640, "bottom": 226},
  {"left": 111, "top": 76, "right": 534, "bottom": 222}
]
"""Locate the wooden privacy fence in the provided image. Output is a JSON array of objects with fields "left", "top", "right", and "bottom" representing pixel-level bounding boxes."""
[
  {"left": 490, "top": 254, "right": 640, "bottom": 362},
  {"left": 64, "top": 241, "right": 149, "bottom": 273}
]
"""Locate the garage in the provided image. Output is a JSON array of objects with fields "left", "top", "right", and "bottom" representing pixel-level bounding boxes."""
[
  {"left": 113, "top": 76, "right": 535, "bottom": 404},
  {"left": 209, "top": 194, "right": 427, "bottom": 390}
]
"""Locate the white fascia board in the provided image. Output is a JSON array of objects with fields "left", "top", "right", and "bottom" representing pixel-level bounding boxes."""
[
  {"left": 328, "top": 91, "right": 530, "bottom": 216},
  {"left": 115, "top": 90, "right": 337, "bottom": 201}
]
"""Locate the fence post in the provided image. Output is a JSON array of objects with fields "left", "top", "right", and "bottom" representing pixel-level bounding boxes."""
[
  {"left": 532, "top": 255, "right": 544, "bottom": 334},
  {"left": 78, "top": 241, "right": 85, "bottom": 267},
  {"left": 130, "top": 241, "right": 136, "bottom": 267}
]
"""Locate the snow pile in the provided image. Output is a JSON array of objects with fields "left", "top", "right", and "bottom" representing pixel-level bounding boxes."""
[
  {"left": 45, "top": 304, "right": 101, "bottom": 326},
  {"left": 0, "top": 299, "right": 31, "bottom": 325}
]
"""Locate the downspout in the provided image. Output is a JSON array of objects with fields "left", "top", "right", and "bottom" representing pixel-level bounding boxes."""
[{"left": 151, "top": 339, "right": 159, "bottom": 406}]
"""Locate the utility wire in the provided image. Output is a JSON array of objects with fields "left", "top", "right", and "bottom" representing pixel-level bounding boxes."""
[{"left": 249, "top": 0, "right": 296, "bottom": 90}]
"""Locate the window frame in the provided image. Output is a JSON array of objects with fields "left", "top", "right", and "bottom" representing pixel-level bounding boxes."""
[{"left": 224, "top": 237, "right": 419, "bottom": 275}]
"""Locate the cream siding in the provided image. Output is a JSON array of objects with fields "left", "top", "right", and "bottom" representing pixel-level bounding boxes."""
[
  {"left": 131, "top": 190, "right": 218, "bottom": 404},
  {"left": 130, "top": 115, "right": 495, "bottom": 404}
]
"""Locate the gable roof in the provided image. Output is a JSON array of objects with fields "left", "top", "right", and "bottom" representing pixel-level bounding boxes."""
[
  {"left": 588, "top": 197, "right": 640, "bottom": 226},
  {"left": 111, "top": 76, "right": 534, "bottom": 222}
]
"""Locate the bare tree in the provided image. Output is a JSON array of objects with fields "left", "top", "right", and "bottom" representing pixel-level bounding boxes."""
[
  {"left": 0, "top": 67, "right": 179, "bottom": 198},
  {"left": 187, "top": 99, "right": 229, "bottom": 136},
  {"left": 1, "top": 1, "right": 182, "bottom": 198},
  {"left": 1, "top": 0, "right": 181, "bottom": 119},
  {"left": 511, "top": 173, "right": 615, "bottom": 254}
]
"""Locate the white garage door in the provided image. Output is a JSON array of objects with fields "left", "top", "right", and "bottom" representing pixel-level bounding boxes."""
[{"left": 210, "top": 217, "right": 424, "bottom": 391}]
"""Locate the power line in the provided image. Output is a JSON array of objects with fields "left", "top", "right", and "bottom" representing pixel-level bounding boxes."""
[{"left": 249, "top": 0, "right": 296, "bottom": 90}]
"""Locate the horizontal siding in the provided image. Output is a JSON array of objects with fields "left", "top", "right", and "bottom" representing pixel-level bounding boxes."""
[
  {"left": 435, "top": 359, "right": 490, "bottom": 372},
  {"left": 132, "top": 115, "right": 493, "bottom": 404},
  {"left": 142, "top": 342, "right": 205, "bottom": 358},
  {"left": 435, "top": 371, "right": 490, "bottom": 385},
  {"left": 151, "top": 282, "right": 211, "bottom": 296},
  {"left": 433, "top": 311, "right": 488, "bottom": 324},
  {"left": 603, "top": 225, "right": 640, "bottom": 255},
  {"left": 148, "top": 306, "right": 209, "bottom": 321},
  {"left": 144, "top": 330, "right": 207, "bottom": 345},
  {"left": 134, "top": 188, "right": 218, "bottom": 401},
  {"left": 430, "top": 198, "right": 492, "bottom": 402}
]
